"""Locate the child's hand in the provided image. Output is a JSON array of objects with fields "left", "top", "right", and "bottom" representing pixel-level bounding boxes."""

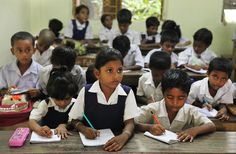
[
  {"left": 55, "top": 124, "right": 73, "bottom": 139},
  {"left": 216, "top": 108, "right": 229, "bottom": 121},
  {"left": 149, "top": 124, "right": 165, "bottom": 135},
  {"left": 103, "top": 133, "right": 129, "bottom": 152},
  {"left": 177, "top": 128, "right": 197, "bottom": 142},
  {"left": 36, "top": 126, "right": 52, "bottom": 138},
  {"left": 203, "top": 103, "right": 213, "bottom": 111},
  {"left": 28, "top": 88, "right": 40, "bottom": 97},
  {"left": 81, "top": 127, "right": 100, "bottom": 139}
]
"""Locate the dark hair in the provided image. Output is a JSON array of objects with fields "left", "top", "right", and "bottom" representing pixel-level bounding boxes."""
[
  {"left": 75, "top": 4, "right": 89, "bottom": 15},
  {"left": 193, "top": 28, "right": 213, "bottom": 46},
  {"left": 208, "top": 57, "right": 233, "bottom": 77},
  {"left": 101, "top": 14, "right": 111, "bottom": 25},
  {"left": 47, "top": 67, "right": 78, "bottom": 100},
  {"left": 50, "top": 46, "right": 76, "bottom": 71},
  {"left": 11, "top": 31, "right": 35, "bottom": 47},
  {"left": 86, "top": 64, "right": 97, "bottom": 84},
  {"left": 112, "top": 35, "right": 130, "bottom": 57},
  {"left": 48, "top": 18, "right": 63, "bottom": 38},
  {"left": 161, "top": 20, "right": 181, "bottom": 39},
  {"left": 95, "top": 47, "right": 123, "bottom": 70},
  {"left": 117, "top": 8, "right": 132, "bottom": 24},
  {"left": 149, "top": 51, "right": 171, "bottom": 70},
  {"left": 160, "top": 30, "right": 179, "bottom": 44},
  {"left": 146, "top": 16, "right": 160, "bottom": 28},
  {"left": 161, "top": 69, "right": 192, "bottom": 94}
]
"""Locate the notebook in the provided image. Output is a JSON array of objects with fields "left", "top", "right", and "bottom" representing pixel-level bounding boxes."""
[
  {"left": 79, "top": 129, "right": 114, "bottom": 146},
  {"left": 30, "top": 130, "right": 61, "bottom": 143},
  {"left": 185, "top": 66, "right": 207, "bottom": 74},
  {"left": 144, "top": 130, "right": 179, "bottom": 144},
  {"left": 198, "top": 107, "right": 218, "bottom": 117}
]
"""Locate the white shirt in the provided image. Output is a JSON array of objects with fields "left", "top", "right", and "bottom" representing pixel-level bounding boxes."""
[
  {"left": 0, "top": 60, "right": 42, "bottom": 90},
  {"left": 178, "top": 47, "right": 217, "bottom": 67},
  {"left": 144, "top": 48, "right": 178, "bottom": 65},
  {"left": 135, "top": 99, "right": 213, "bottom": 132},
  {"left": 64, "top": 19, "right": 93, "bottom": 39},
  {"left": 69, "top": 80, "right": 139, "bottom": 121},
  {"left": 29, "top": 97, "right": 76, "bottom": 121},
  {"left": 136, "top": 72, "right": 163, "bottom": 102},
  {"left": 140, "top": 32, "right": 161, "bottom": 43},
  {"left": 99, "top": 27, "right": 116, "bottom": 42},
  {"left": 32, "top": 46, "right": 54, "bottom": 67},
  {"left": 123, "top": 44, "right": 144, "bottom": 68},
  {"left": 188, "top": 77, "right": 234, "bottom": 105},
  {"left": 38, "top": 64, "right": 86, "bottom": 95}
]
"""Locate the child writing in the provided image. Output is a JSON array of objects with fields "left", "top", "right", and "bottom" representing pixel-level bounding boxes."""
[
  {"left": 136, "top": 51, "right": 171, "bottom": 105},
  {"left": 29, "top": 67, "right": 78, "bottom": 139},
  {"left": 187, "top": 57, "right": 234, "bottom": 121},
  {"left": 99, "top": 14, "right": 116, "bottom": 43},
  {"left": 112, "top": 35, "right": 144, "bottom": 70},
  {"left": 178, "top": 28, "right": 217, "bottom": 70},
  {"left": 33, "top": 29, "right": 55, "bottom": 67},
  {"left": 135, "top": 69, "right": 216, "bottom": 142},
  {"left": 68, "top": 48, "right": 138, "bottom": 152},
  {"left": 64, "top": 4, "right": 93, "bottom": 41}
]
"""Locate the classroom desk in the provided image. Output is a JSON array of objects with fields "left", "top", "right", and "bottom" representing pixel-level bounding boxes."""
[
  {"left": 210, "top": 116, "right": 236, "bottom": 131},
  {"left": 1, "top": 131, "right": 236, "bottom": 153}
]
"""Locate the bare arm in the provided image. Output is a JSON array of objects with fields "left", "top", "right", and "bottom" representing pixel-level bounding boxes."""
[{"left": 29, "top": 119, "right": 52, "bottom": 137}]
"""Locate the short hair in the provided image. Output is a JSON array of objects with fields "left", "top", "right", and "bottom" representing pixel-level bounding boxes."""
[
  {"left": 112, "top": 35, "right": 130, "bottom": 56},
  {"left": 101, "top": 14, "right": 111, "bottom": 25},
  {"left": 193, "top": 28, "right": 213, "bottom": 46},
  {"left": 161, "top": 69, "right": 192, "bottom": 94},
  {"left": 117, "top": 8, "right": 132, "bottom": 24},
  {"left": 38, "top": 29, "right": 55, "bottom": 47},
  {"left": 48, "top": 18, "right": 63, "bottom": 38},
  {"left": 95, "top": 47, "right": 123, "bottom": 70},
  {"left": 75, "top": 4, "right": 89, "bottom": 15},
  {"left": 146, "top": 16, "right": 160, "bottom": 28},
  {"left": 50, "top": 46, "right": 76, "bottom": 71},
  {"left": 11, "top": 31, "right": 35, "bottom": 47},
  {"left": 149, "top": 51, "right": 171, "bottom": 70},
  {"left": 86, "top": 64, "right": 97, "bottom": 84},
  {"left": 208, "top": 57, "right": 233, "bottom": 77},
  {"left": 47, "top": 67, "right": 78, "bottom": 100},
  {"left": 161, "top": 20, "right": 181, "bottom": 39},
  {"left": 160, "top": 30, "right": 179, "bottom": 44}
]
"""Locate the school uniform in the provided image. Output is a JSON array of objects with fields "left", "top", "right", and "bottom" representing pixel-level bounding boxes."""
[
  {"left": 38, "top": 64, "right": 86, "bottom": 95},
  {"left": 178, "top": 47, "right": 217, "bottom": 67},
  {"left": 29, "top": 97, "right": 76, "bottom": 128},
  {"left": 187, "top": 77, "right": 234, "bottom": 106},
  {"left": 135, "top": 99, "right": 213, "bottom": 132},
  {"left": 69, "top": 80, "right": 138, "bottom": 132},
  {"left": 123, "top": 44, "right": 144, "bottom": 68},
  {"left": 0, "top": 59, "right": 42, "bottom": 90},
  {"left": 140, "top": 32, "right": 161, "bottom": 44},
  {"left": 32, "top": 46, "right": 54, "bottom": 67},
  {"left": 64, "top": 19, "right": 93, "bottom": 40},
  {"left": 99, "top": 27, "right": 116, "bottom": 42},
  {"left": 144, "top": 48, "right": 178, "bottom": 65},
  {"left": 136, "top": 72, "right": 163, "bottom": 102}
]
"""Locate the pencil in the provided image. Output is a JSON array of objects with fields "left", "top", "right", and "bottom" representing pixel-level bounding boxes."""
[
  {"left": 83, "top": 112, "right": 95, "bottom": 129},
  {"left": 150, "top": 111, "right": 160, "bottom": 124}
]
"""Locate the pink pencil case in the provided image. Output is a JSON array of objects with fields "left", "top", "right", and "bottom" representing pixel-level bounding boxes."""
[{"left": 9, "top": 127, "right": 30, "bottom": 147}]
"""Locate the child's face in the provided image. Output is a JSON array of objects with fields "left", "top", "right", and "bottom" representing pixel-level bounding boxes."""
[
  {"left": 193, "top": 41, "right": 208, "bottom": 55},
  {"left": 11, "top": 40, "right": 35, "bottom": 66},
  {"left": 118, "top": 23, "right": 130, "bottom": 34},
  {"left": 164, "top": 88, "right": 187, "bottom": 113},
  {"left": 147, "top": 26, "right": 158, "bottom": 36},
  {"left": 162, "top": 41, "right": 176, "bottom": 54},
  {"left": 53, "top": 97, "right": 72, "bottom": 109},
  {"left": 208, "top": 70, "right": 228, "bottom": 91},
  {"left": 151, "top": 68, "right": 167, "bottom": 86},
  {"left": 103, "top": 16, "right": 113, "bottom": 29},
  {"left": 76, "top": 8, "right": 89, "bottom": 24},
  {"left": 95, "top": 60, "right": 123, "bottom": 91}
]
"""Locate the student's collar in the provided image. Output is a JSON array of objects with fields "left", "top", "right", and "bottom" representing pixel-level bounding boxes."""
[
  {"left": 199, "top": 77, "right": 209, "bottom": 95},
  {"left": 10, "top": 59, "right": 38, "bottom": 75},
  {"left": 144, "top": 72, "right": 155, "bottom": 87},
  {"left": 173, "top": 105, "right": 187, "bottom": 122},
  {"left": 75, "top": 20, "right": 86, "bottom": 28}
]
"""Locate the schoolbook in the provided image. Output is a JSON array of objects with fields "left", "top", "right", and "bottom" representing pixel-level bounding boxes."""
[
  {"left": 144, "top": 130, "right": 179, "bottom": 144},
  {"left": 198, "top": 107, "right": 218, "bottom": 117},
  {"left": 79, "top": 129, "right": 114, "bottom": 146},
  {"left": 30, "top": 129, "right": 61, "bottom": 143}
]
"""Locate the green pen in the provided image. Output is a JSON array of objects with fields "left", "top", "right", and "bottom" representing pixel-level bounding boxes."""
[{"left": 83, "top": 112, "right": 95, "bottom": 129}]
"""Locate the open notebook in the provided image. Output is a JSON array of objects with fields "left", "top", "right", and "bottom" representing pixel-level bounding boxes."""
[
  {"left": 185, "top": 66, "right": 207, "bottom": 74},
  {"left": 79, "top": 129, "right": 114, "bottom": 146},
  {"left": 198, "top": 107, "right": 218, "bottom": 117},
  {"left": 30, "top": 129, "right": 61, "bottom": 143},
  {"left": 144, "top": 130, "right": 179, "bottom": 144}
]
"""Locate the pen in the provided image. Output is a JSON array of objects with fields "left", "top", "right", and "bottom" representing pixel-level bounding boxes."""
[
  {"left": 150, "top": 111, "right": 160, "bottom": 124},
  {"left": 83, "top": 112, "right": 95, "bottom": 129}
]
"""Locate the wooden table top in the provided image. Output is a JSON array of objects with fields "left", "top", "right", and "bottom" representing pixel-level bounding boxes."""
[{"left": 1, "top": 131, "right": 236, "bottom": 153}]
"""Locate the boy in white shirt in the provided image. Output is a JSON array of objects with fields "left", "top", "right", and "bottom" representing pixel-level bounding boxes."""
[
  {"left": 178, "top": 28, "right": 217, "bottom": 70},
  {"left": 137, "top": 51, "right": 171, "bottom": 105},
  {"left": 188, "top": 57, "right": 234, "bottom": 121},
  {"left": 99, "top": 14, "right": 116, "bottom": 43},
  {"left": 112, "top": 35, "right": 144, "bottom": 70}
]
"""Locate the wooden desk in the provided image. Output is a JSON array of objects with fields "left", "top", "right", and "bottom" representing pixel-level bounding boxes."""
[
  {"left": 210, "top": 115, "right": 236, "bottom": 131},
  {"left": 1, "top": 131, "right": 236, "bottom": 153},
  {"left": 76, "top": 53, "right": 96, "bottom": 67}
]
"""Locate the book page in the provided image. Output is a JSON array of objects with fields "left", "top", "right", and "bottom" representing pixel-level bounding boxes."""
[
  {"left": 30, "top": 130, "right": 61, "bottom": 143},
  {"left": 144, "top": 130, "right": 178, "bottom": 144},
  {"left": 79, "top": 129, "right": 114, "bottom": 146},
  {"left": 198, "top": 107, "right": 218, "bottom": 117}
]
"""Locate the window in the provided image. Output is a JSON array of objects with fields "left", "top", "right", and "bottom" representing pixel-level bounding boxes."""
[{"left": 222, "top": 0, "right": 236, "bottom": 23}]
